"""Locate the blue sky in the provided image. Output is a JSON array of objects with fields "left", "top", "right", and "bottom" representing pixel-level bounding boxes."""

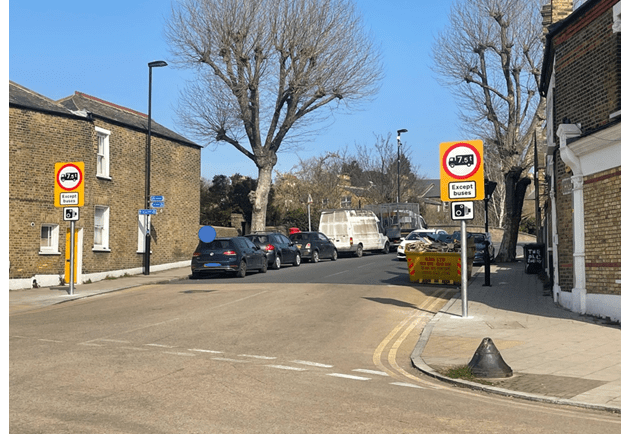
[{"left": 10, "top": 0, "right": 461, "bottom": 182}]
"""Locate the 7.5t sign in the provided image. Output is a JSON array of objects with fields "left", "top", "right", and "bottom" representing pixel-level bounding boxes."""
[
  {"left": 54, "top": 162, "right": 84, "bottom": 207},
  {"left": 439, "top": 140, "right": 484, "bottom": 201}
]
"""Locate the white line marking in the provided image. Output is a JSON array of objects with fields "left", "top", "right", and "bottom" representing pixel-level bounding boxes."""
[
  {"left": 38, "top": 339, "right": 63, "bottom": 343},
  {"left": 78, "top": 343, "right": 103, "bottom": 347},
  {"left": 352, "top": 369, "right": 389, "bottom": 376},
  {"left": 291, "top": 360, "right": 334, "bottom": 368},
  {"left": 326, "top": 270, "right": 349, "bottom": 277},
  {"left": 189, "top": 349, "right": 224, "bottom": 354},
  {"left": 239, "top": 354, "right": 277, "bottom": 360},
  {"left": 163, "top": 351, "right": 196, "bottom": 357},
  {"left": 121, "top": 347, "right": 150, "bottom": 351},
  {"left": 266, "top": 365, "right": 307, "bottom": 371},
  {"left": 212, "top": 357, "right": 250, "bottom": 363},
  {"left": 97, "top": 339, "right": 130, "bottom": 343},
  {"left": 146, "top": 344, "right": 176, "bottom": 348},
  {"left": 327, "top": 373, "right": 371, "bottom": 381},
  {"left": 391, "top": 382, "right": 424, "bottom": 389}
]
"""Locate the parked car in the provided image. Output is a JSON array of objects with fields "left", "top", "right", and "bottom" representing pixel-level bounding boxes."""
[
  {"left": 289, "top": 231, "right": 338, "bottom": 263},
  {"left": 191, "top": 237, "right": 267, "bottom": 278},
  {"left": 396, "top": 229, "right": 447, "bottom": 260},
  {"left": 244, "top": 232, "right": 301, "bottom": 269},
  {"left": 472, "top": 232, "right": 495, "bottom": 265}
]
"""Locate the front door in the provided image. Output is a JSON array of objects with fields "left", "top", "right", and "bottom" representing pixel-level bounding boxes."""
[{"left": 64, "top": 227, "right": 82, "bottom": 284}]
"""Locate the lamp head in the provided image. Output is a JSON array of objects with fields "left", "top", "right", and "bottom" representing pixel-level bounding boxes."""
[{"left": 148, "top": 60, "right": 168, "bottom": 68}]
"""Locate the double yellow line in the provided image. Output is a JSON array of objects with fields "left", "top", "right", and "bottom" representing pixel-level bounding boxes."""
[{"left": 373, "top": 287, "right": 454, "bottom": 385}]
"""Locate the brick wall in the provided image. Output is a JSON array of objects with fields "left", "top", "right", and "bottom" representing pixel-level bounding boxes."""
[
  {"left": 583, "top": 167, "right": 621, "bottom": 295},
  {"left": 553, "top": 150, "right": 575, "bottom": 292},
  {"left": 553, "top": 0, "right": 621, "bottom": 133},
  {"left": 9, "top": 105, "right": 200, "bottom": 284}
]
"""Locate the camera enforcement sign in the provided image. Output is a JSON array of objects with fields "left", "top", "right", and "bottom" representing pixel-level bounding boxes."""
[
  {"left": 55, "top": 162, "right": 84, "bottom": 207},
  {"left": 439, "top": 140, "right": 484, "bottom": 201}
]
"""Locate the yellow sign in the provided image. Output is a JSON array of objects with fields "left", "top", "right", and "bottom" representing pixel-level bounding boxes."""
[
  {"left": 54, "top": 162, "right": 84, "bottom": 207},
  {"left": 439, "top": 140, "right": 484, "bottom": 201}
]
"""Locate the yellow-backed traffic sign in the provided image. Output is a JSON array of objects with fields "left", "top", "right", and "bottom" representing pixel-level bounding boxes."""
[
  {"left": 440, "top": 140, "right": 484, "bottom": 201},
  {"left": 55, "top": 162, "right": 84, "bottom": 207}
]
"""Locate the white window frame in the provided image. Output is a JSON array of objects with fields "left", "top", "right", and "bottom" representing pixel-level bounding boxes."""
[
  {"left": 341, "top": 196, "right": 352, "bottom": 208},
  {"left": 39, "top": 224, "right": 60, "bottom": 254},
  {"left": 95, "top": 126, "right": 111, "bottom": 179},
  {"left": 93, "top": 206, "right": 110, "bottom": 251}
]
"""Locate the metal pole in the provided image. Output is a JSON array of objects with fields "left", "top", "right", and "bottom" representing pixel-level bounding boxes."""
[
  {"left": 534, "top": 134, "right": 541, "bottom": 244},
  {"left": 144, "top": 66, "right": 153, "bottom": 275},
  {"left": 308, "top": 203, "right": 311, "bottom": 232},
  {"left": 69, "top": 220, "right": 75, "bottom": 295},
  {"left": 461, "top": 220, "right": 468, "bottom": 317}
]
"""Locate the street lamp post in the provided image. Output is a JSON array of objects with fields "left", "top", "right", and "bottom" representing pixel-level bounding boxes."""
[
  {"left": 396, "top": 129, "right": 407, "bottom": 225},
  {"left": 144, "top": 60, "right": 168, "bottom": 275}
]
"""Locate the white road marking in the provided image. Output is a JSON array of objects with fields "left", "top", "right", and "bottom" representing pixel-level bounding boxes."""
[
  {"left": 38, "top": 339, "right": 63, "bottom": 343},
  {"left": 164, "top": 351, "right": 196, "bottom": 357},
  {"left": 97, "top": 339, "right": 130, "bottom": 343},
  {"left": 189, "top": 349, "right": 223, "bottom": 354},
  {"left": 239, "top": 354, "right": 277, "bottom": 360},
  {"left": 352, "top": 369, "right": 389, "bottom": 376},
  {"left": 326, "top": 270, "right": 349, "bottom": 277},
  {"left": 291, "top": 360, "right": 334, "bottom": 368},
  {"left": 391, "top": 382, "right": 424, "bottom": 389},
  {"left": 266, "top": 365, "right": 308, "bottom": 371},
  {"left": 212, "top": 357, "right": 251, "bottom": 363},
  {"left": 327, "top": 373, "right": 371, "bottom": 381},
  {"left": 146, "top": 343, "right": 176, "bottom": 348}
]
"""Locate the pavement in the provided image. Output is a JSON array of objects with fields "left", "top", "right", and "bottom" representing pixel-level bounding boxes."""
[{"left": 9, "top": 261, "right": 621, "bottom": 413}]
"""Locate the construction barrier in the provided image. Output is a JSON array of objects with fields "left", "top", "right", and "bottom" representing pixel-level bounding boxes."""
[{"left": 405, "top": 248, "right": 473, "bottom": 284}]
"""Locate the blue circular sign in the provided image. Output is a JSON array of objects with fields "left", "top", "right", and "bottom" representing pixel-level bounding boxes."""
[{"left": 198, "top": 226, "right": 217, "bottom": 243}]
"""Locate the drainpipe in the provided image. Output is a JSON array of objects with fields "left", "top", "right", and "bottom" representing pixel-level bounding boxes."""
[
  {"left": 547, "top": 155, "right": 560, "bottom": 302},
  {"left": 556, "top": 123, "right": 586, "bottom": 314}
]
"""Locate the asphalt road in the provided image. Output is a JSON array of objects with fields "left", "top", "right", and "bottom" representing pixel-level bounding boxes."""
[{"left": 10, "top": 253, "right": 620, "bottom": 433}]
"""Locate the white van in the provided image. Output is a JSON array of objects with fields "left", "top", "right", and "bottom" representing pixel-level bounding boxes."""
[{"left": 318, "top": 209, "right": 390, "bottom": 257}]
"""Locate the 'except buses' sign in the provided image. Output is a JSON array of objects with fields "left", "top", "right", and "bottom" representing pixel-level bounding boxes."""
[{"left": 54, "top": 162, "right": 84, "bottom": 207}]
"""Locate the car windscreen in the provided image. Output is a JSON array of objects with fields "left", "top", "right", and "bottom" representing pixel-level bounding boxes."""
[
  {"left": 290, "top": 233, "right": 309, "bottom": 241},
  {"left": 199, "top": 240, "right": 232, "bottom": 251},
  {"left": 248, "top": 235, "right": 269, "bottom": 244}
]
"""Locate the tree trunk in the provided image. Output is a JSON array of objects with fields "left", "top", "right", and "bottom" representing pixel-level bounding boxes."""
[
  {"left": 250, "top": 164, "right": 274, "bottom": 233},
  {"left": 496, "top": 167, "right": 531, "bottom": 262}
]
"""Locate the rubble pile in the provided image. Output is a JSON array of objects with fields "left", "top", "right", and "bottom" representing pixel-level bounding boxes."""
[{"left": 405, "top": 237, "right": 462, "bottom": 253}]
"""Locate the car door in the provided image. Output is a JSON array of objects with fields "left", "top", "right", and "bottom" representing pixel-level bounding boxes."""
[
  {"left": 240, "top": 237, "right": 262, "bottom": 268},
  {"left": 318, "top": 232, "right": 333, "bottom": 258},
  {"left": 277, "top": 234, "right": 295, "bottom": 262}
]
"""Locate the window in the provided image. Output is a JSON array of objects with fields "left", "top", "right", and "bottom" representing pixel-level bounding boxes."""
[
  {"left": 341, "top": 196, "right": 352, "bottom": 208},
  {"left": 95, "top": 126, "right": 110, "bottom": 178},
  {"left": 94, "top": 206, "right": 110, "bottom": 250},
  {"left": 40, "top": 224, "right": 59, "bottom": 254}
]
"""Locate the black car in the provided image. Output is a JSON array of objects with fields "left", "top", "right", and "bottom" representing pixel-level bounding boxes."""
[
  {"left": 191, "top": 237, "right": 267, "bottom": 278},
  {"left": 289, "top": 231, "right": 338, "bottom": 263},
  {"left": 244, "top": 232, "right": 301, "bottom": 269}
]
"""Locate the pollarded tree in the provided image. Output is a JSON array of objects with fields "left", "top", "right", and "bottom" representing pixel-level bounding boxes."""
[
  {"left": 166, "top": 0, "right": 382, "bottom": 232},
  {"left": 432, "top": 0, "right": 546, "bottom": 261}
]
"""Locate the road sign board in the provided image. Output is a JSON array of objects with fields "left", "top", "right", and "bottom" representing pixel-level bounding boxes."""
[
  {"left": 150, "top": 201, "right": 165, "bottom": 208},
  {"left": 440, "top": 141, "right": 484, "bottom": 201},
  {"left": 451, "top": 201, "right": 474, "bottom": 220},
  {"left": 150, "top": 195, "right": 164, "bottom": 201},
  {"left": 63, "top": 207, "right": 80, "bottom": 221},
  {"left": 55, "top": 162, "right": 84, "bottom": 207},
  {"left": 139, "top": 209, "right": 157, "bottom": 215}
]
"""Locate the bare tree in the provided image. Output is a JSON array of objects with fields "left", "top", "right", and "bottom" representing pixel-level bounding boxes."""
[
  {"left": 166, "top": 0, "right": 382, "bottom": 231},
  {"left": 432, "top": 0, "right": 546, "bottom": 261}
]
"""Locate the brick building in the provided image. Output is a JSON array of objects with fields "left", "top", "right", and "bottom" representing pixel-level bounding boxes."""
[
  {"left": 9, "top": 82, "right": 201, "bottom": 290},
  {"left": 539, "top": 0, "right": 621, "bottom": 321}
]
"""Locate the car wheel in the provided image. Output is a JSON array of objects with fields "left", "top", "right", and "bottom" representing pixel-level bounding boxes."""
[
  {"left": 293, "top": 253, "right": 301, "bottom": 266},
  {"left": 272, "top": 255, "right": 282, "bottom": 270},
  {"left": 191, "top": 271, "right": 200, "bottom": 279},
  {"left": 236, "top": 260, "right": 247, "bottom": 278},
  {"left": 331, "top": 249, "right": 338, "bottom": 261},
  {"left": 311, "top": 250, "right": 320, "bottom": 263},
  {"left": 355, "top": 244, "right": 363, "bottom": 258},
  {"left": 382, "top": 242, "right": 390, "bottom": 254},
  {"left": 259, "top": 259, "right": 268, "bottom": 273}
]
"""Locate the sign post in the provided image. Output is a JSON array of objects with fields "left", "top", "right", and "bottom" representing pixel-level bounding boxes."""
[
  {"left": 55, "top": 162, "right": 85, "bottom": 295},
  {"left": 440, "top": 141, "right": 484, "bottom": 318}
]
